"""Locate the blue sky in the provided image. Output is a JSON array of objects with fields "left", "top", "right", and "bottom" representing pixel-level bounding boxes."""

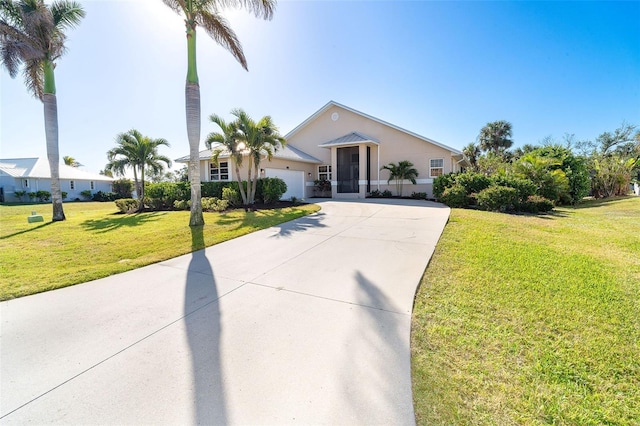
[{"left": 1, "top": 0, "right": 639, "bottom": 173}]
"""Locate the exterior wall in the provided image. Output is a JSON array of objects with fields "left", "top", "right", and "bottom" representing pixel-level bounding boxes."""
[
  {"left": 0, "top": 177, "right": 112, "bottom": 202},
  {"left": 287, "top": 105, "right": 459, "bottom": 198}
]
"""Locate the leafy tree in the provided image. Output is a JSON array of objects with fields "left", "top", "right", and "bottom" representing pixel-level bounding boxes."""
[
  {"left": 112, "top": 179, "right": 133, "bottom": 198},
  {"left": 162, "top": 0, "right": 276, "bottom": 226},
  {"left": 1, "top": 0, "right": 85, "bottom": 221},
  {"left": 63, "top": 156, "right": 82, "bottom": 167},
  {"left": 592, "top": 156, "right": 639, "bottom": 198},
  {"left": 381, "top": 160, "right": 419, "bottom": 196},
  {"left": 106, "top": 129, "right": 171, "bottom": 206},
  {"left": 529, "top": 145, "right": 590, "bottom": 204},
  {"left": 514, "top": 153, "right": 569, "bottom": 203},
  {"left": 478, "top": 120, "right": 514, "bottom": 155},
  {"left": 511, "top": 144, "right": 538, "bottom": 160}
]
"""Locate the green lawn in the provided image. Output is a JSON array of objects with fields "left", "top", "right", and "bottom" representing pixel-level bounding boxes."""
[
  {"left": 412, "top": 196, "right": 640, "bottom": 425},
  {"left": 0, "top": 201, "right": 319, "bottom": 300}
]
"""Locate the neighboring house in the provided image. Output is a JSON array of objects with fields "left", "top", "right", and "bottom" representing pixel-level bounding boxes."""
[
  {"left": 0, "top": 158, "right": 114, "bottom": 202},
  {"left": 176, "top": 101, "right": 464, "bottom": 199}
]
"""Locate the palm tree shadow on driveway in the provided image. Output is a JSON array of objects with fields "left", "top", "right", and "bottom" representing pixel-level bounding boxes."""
[{"left": 185, "top": 226, "right": 227, "bottom": 424}]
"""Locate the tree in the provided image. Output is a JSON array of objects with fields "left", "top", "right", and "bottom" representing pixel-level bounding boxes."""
[
  {"left": 206, "top": 113, "right": 249, "bottom": 205},
  {"left": 63, "top": 155, "right": 82, "bottom": 167},
  {"left": 462, "top": 143, "right": 480, "bottom": 171},
  {"left": 478, "top": 120, "right": 514, "bottom": 155},
  {"left": 106, "top": 129, "right": 171, "bottom": 206},
  {"left": 514, "top": 152, "right": 569, "bottom": 203},
  {"left": 381, "top": 160, "right": 419, "bottom": 197},
  {"left": 162, "top": 0, "right": 276, "bottom": 227},
  {"left": 1, "top": 0, "right": 85, "bottom": 221},
  {"left": 99, "top": 168, "right": 114, "bottom": 177}
]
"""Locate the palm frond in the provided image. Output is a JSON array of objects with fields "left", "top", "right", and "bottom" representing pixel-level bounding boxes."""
[
  {"left": 198, "top": 9, "right": 247, "bottom": 70},
  {"left": 162, "top": 0, "right": 187, "bottom": 17},
  {"left": 22, "top": 57, "right": 43, "bottom": 98},
  {"left": 51, "top": 0, "right": 84, "bottom": 30}
]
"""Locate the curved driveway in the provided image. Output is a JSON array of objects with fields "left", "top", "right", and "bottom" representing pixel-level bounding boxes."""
[{"left": 1, "top": 199, "right": 450, "bottom": 425}]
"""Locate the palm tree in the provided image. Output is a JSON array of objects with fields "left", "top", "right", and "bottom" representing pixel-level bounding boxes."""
[
  {"left": 0, "top": 0, "right": 85, "bottom": 221},
  {"left": 462, "top": 142, "right": 480, "bottom": 171},
  {"left": 106, "top": 129, "right": 172, "bottom": 206},
  {"left": 381, "top": 160, "right": 419, "bottom": 196},
  {"left": 206, "top": 113, "right": 249, "bottom": 205},
  {"left": 63, "top": 155, "right": 82, "bottom": 167},
  {"left": 233, "top": 108, "right": 285, "bottom": 204},
  {"left": 478, "top": 120, "right": 514, "bottom": 155},
  {"left": 162, "top": 0, "right": 276, "bottom": 227}
]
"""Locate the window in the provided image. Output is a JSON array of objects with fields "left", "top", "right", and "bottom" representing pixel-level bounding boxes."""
[
  {"left": 318, "top": 165, "right": 332, "bottom": 181},
  {"left": 210, "top": 161, "right": 229, "bottom": 181},
  {"left": 429, "top": 159, "right": 444, "bottom": 177},
  {"left": 24, "top": 179, "right": 29, "bottom": 188},
  {"left": 70, "top": 180, "right": 75, "bottom": 190},
  {"left": 90, "top": 181, "right": 95, "bottom": 190}
]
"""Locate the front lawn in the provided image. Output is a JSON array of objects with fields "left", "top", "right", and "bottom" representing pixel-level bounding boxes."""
[
  {"left": 412, "top": 197, "right": 640, "bottom": 425},
  {"left": 0, "top": 202, "right": 319, "bottom": 300}
]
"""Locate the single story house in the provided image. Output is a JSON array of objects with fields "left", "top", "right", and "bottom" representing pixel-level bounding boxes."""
[
  {"left": 0, "top": 158, "right": 114, "bottom": 202},
  {"left": 176, "top": 101, "right": 464, "bottom": 199}
]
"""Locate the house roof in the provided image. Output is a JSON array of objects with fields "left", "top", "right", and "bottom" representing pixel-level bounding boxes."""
[
  {"left": 0, "top": 158, "right": 114, "bottom": 181},
  {"left": 285, "top": 100, "right": 463, "bottom": 155},
  {"left": 319, "top": 132, "right": 380, "bottom": 148},
  {"left": 175, "top": 144, "right": 322, "bottom": 164}
]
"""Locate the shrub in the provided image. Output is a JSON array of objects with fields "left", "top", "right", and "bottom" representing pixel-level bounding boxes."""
[
  {"left": 411, "top": 192, "right": 427, "bottom": 200},
  {"left": 61, "top": 191, "right": 68, "bottom": 200},
  {"left": 492, "top": 175, "right": 536, "bottom": 203},
  {"left": 313, "top": 179, "right": 331, "bottom": 192},
  {"left": 92, "top": 191, "right": 118, "bottom": 202},
  {"left": 28, "top": 192, "right": 36, "bottom": 201},
  {"left": 369, "top": 189, "right": 382, "bottom": 198},
  {"left": 14, "top": 190, "right": 27, "bottom": 202},
  {"left": 80, "top": 190, "right": 92, "bottom": 200},
  {"left": 112, "top": 179, "right": 133, "bottom": 199},
  {"left": 440, "top": 184, "right": 468, "bottom": 208},
  {"left": 201, "top": 197, "right": 229, "bottom": 212},
  {"left": 262, "top": 177, "right": 287, "bottom": 204},
  {"left": 455, "top": 172, "right": 492, "bottom": 195},
  {"left": 35, "top": 190, "right": 51, "bottom": 202},
  {"left": 173, "top": 199, "right": 190, "bottom": 210},
  {"left": 115, "top": 198, "right": 140, "bottom": 213},
  {"left": 521, "top": 195, "right": 554, "bottom": 213},
  {"left": 433, "top": 173, "right": 457, "bottom": 199},
  {"left": 476, "top": 185, "right": 518, "bottom": 212},
  {"left": 382, "top": 190, "right": 393, "bottom": 197},
  {"left": 222, "top": 187, "right": 240, "bottom": 206}
]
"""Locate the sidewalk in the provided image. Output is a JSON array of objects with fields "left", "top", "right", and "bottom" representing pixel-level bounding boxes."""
[{"left": 0, "top": 199, "right": 450, "bottom": 425}]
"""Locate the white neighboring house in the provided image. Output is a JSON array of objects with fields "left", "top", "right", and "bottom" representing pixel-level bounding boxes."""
[{"left": 0, "top": 158, "right": 114, "bottom": 202}]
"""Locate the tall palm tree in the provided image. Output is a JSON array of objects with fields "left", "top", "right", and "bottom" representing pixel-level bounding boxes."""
[
  {"left": 205, "top": 113, "right": 249, "bottom": 205},
  {"left": 478, "top": 120, "right": 514, "bottom": 155},
  {"left": 63, "top": 155, "right": 82, "bottom": 167},
  {"left": 106, "top": 129, "right": 172, "bottom": 205},
  {"left": 462, "top": 142, "right": 480, "bottom": 171},
  {"left": 233, "top": 108, "right": 285, "bottom": 204},
  {"left": 162, "top": 0, "right": 276, "bottom": 226},
  {"left": 381, "top": 160, "right": 419, "bottom": 196},
  {"left": 0, "top": 0, "right": 85, "bottom": 221}
]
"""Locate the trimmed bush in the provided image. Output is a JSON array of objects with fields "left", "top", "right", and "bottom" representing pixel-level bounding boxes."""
[
  {"left": 222, "top": 187, "right": 240, "bottom": 206},
  {"left": 492, "top": 175, "right": 537, "bottom": 203},
  {"left": 411, "top": 192, "right": 427, "bottom": 200},
  {"left": 476, "top": 185, "right": 518, "bottom": 212},
  {"left": 80, "top": 190, "right": 92, "bottom": 200},
  {"left": 261, "top": 177, "right": 287, "bottom": 204},
  {"left": 61, "top": 191, "right": 68, "bottom": 200},
  {"left": 455, "top": 172, "right": 492, "bottom": 195},
  {"left": 92, "top": 191, "right": 118, "bottom": 202},
  {"left": 382, "top": 190, "right": 393, "bottom": 197},
  {"left": 433, "top": 173, "right": 457, "bottom": 199},
  {"left": 115, "top": 198, "right": 140, "bottom": 213},
  {"left": 440, "top": 184, "right": 468, "bottom": 208},
  {"left": 112, "top": 179, "right": 133, "bottom": 199},
  {"left": 35, "top": 190, "right": 51, "bottom": 202},
  {"left": 201, "top": 197, "right": 229, "bottom": 212},
  {"left": 521, "top": 195, "right": 554, "bottom": 213},
  {"left": 173, "top": 199, "right": 190, "bottom": 210}
]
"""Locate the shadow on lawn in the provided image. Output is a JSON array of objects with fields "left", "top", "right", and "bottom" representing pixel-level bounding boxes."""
[
  {"left": 80, "top": 212, "right": 164, "bottom": 233},
  {"left": 0, "top": 221, "right": 53, "bottom": 240}
]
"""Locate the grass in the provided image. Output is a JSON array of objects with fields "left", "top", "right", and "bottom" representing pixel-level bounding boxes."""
[
  {"left": 412, "top": 196, "right": 640, "bottom": 425},
  {"left": 0, "top": 201, "right": 319, "bottom": 300}
]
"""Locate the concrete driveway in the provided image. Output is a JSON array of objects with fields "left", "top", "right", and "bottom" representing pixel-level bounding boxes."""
[{"left": 0, "top": 199, "right": 450, "bottom": 425}]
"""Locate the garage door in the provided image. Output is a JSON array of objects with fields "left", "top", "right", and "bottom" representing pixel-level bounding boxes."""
[{"left": 264, "top": 168, "right": 305, "bottom": 200}]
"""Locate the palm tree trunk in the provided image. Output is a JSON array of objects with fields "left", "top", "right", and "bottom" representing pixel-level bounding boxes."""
[
  {"left": 234, "top": 163, "right": 248, "bottom": 205},
  {"left": 251, "top": 165, "right": 259, "bottom": 204},
  {"left": 43, "top": 88, "right": 65, "bottom": 221},
  {"left": 246, "top": 156, "right": 254, "bottom": 204},
  {"left": 139, "top": 166, "right": 145, "bottom": 212},
  {"left": 185, "top": 28, "right": 204, "bottom": 226}
]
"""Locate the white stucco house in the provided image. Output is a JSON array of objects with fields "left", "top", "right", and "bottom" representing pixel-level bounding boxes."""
[
  {"left": 0, "top": 158, "right": 114, "bottom": 202},
  {"left": 176, "top": 101, "right": 465, "bottom": 199}
]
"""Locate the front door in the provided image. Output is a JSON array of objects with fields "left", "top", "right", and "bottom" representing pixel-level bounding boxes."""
[{"left": 337, "top": 146, "right": 359, "bottom": 193}]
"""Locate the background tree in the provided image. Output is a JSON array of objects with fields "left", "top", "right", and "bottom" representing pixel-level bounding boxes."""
[
  {"left": 462, "top": 142, "right": 480, "bottom": 171},
  {"left": 162, "top": 0, "right": 276, "bottom": 227},
  {"left": 63, "top": 155, "right": 82, "bottom": 167},
  {"left": 381, "top": 160, "right": 419, "bottom": 196},
  {"left": 106, "top": 129, "right": 171, "bottom": 206},
  {"left": 478, "top": 120, "right": 514, "bottom": 156},
  {"left": 0, "top": 0, "right": 85, "bottom": 221}
]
